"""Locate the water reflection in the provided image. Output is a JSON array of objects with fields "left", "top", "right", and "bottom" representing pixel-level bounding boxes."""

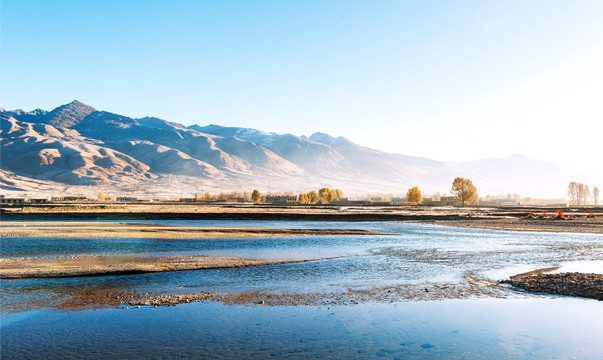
[
  {"left": 2, "top": 222, "right": 602, "bottom": 312},
  {"left": 1, "top": 299, "right": 602, "bottom": 359}
]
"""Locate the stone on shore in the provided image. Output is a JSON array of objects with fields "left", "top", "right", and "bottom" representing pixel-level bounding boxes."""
[{"left": 502, "top": 272, "right": 603, "bottom": 301}]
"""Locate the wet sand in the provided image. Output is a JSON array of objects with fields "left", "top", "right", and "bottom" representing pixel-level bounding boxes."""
[
  {"left": 49, "top": 281, "right": 506, "bottom": 311},
  {"left": 5, "top": 267, "right": 599, "bottom": 312},
  {"left": 0, "top": 222, "right": 386, "bottom": 239},
  {"left": 0, "top": 254, "right": 306, "bottom": 279}
]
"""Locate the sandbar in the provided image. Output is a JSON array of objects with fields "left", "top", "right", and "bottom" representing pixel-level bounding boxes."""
[
  {"left": 0, "top": 221, "right": 387, "bottom": 239},
  {"left": 0, "top": 254, "right": 305, "bottom": 279}
]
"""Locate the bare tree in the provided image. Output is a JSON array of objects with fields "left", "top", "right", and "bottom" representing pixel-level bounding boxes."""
[
  {"left": 576, "top": 183, "right": 591, "bottom": 206},
  {"left": 593, "top": 187, "right": 600, "bottom": 206},
  {"left": 567, "top": 182, "right": 578, "bottom": 205}
]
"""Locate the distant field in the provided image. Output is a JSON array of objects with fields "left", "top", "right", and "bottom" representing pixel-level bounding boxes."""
[{"left": 2, "top": 203, "right": 602, "bottom": 233}]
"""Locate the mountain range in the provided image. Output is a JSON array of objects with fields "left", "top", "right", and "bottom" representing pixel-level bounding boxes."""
[{"left": 0, "top": 100, "right": 589, "bottom": 198}]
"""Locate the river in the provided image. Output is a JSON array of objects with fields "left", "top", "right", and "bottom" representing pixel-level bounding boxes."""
[{"left": 1, "top": 220, "right": 602, "bottom": 358}]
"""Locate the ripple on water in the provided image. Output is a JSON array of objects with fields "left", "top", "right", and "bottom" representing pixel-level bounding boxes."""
[{"left": 2, "top": 221, "right": 602, "bottom": 312}]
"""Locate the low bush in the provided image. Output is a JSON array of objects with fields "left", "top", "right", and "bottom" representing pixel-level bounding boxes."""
[{"left": 554, "top": 209, "right": 566, "bottom": 219}]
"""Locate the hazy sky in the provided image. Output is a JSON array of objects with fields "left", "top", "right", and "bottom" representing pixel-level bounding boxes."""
[{"left": 2, "top": 0, "right": 602, "bottom": 177}]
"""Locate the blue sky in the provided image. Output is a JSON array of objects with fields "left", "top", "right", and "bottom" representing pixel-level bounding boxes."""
[{"left": 2, "top": 0, "right": 603, "bottom": 177}]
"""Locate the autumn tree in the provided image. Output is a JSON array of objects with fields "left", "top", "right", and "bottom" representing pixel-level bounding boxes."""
[
  {"left": 252, "top": 189, "right": 261, "bottom": 204},
  {"left": 299, "top": 193, "right": 309, "bottom": 204},
  {"left": 451, "top": 177, "right": 478, "bottom": 206},
  {"left": 329, "top": 189, "right": 344, "bottom": 202},
  {"left": 318, "top": 188, "right": 332, "bottom": 203},
  {"left": 594, "top": 187, "right": 600, "bottom": 206},
  {"left": 98, "top": 193, "right": 106, "bottom": 201},
  {"left": 243, "top": 190, "right": 250, "bottom": 202},
  {"left": 405, "top": 186, "right": 423, "bottom": 205},
  {"left": 317, "top": 187, "right": 344, "bottom": 203},
  {"left": 307, "top": 191, "right": 319, "bottom": 203}
]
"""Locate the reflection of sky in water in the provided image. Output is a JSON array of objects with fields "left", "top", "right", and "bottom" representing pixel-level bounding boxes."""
[
  {"left": 2, "top": 221, "right": 602, "bottom": 312},
  {"left": 2, "top": 221, "right": 602, "bottom": 358},
  {"left": 0, "top": 221, "right": 603, "bottom": 316},
  {"left": 2, "top": 298, "right": 602, "bottom": 359},
  {"left": 552, "top": 260, "right": 603, "bottom": 274}
]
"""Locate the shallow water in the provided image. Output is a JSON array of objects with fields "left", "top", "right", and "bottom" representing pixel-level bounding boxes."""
[
  {"left": 2, "top": 298, "right": 602, "bottom": 359},
  {"left": 2, "top": 221, "right": 602, "bottom": 358},
  {"left": 2, "top": 221, "right": 602, "bottom": 310}
]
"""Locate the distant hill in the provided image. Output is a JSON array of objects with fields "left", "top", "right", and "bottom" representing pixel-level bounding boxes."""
[{"left": 1, "top": 100, "right": 590, "bottom": 197}]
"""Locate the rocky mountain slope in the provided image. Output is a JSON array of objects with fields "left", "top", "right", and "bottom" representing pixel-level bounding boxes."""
[{"left": 1, "top": 100, "right": 586, "bottom": 197}]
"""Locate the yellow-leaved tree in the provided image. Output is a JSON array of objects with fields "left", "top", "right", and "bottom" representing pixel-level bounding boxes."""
[
  {"left": 318, "top": 188, "right": 344, "bottom": 204},
  {"left": 405, "top": 186, "right": 423, "bottom": 205},
  {"left": 307, "top": 191, "right": 319, "bottom": 203},
  {"left": 451, "top": 177, "right": 478, "bottom": 206},
  {"left": 298, "top": 193, "right": 309, "bottom": 204},
  {"left": 252, "top": 189, "right": 261, "bottom": 204},
  {"left": 318, "top": 188, "right": 332, "bottom": 203}
]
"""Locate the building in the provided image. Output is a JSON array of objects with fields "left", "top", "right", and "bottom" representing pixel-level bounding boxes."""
[
  {"left": 265, "top": 195, "right": 298, "bottom": 205},
  {"left": 29, "top": 198, "right": 48, "bottom": 204},
  {"left": 391, "top": 197, "right": 406, "bottom": 205},
  {"left": 422, "top": 196, "right": 460, "bottom": 206},
  {"left": 51, "top": 196, "right": 88, "bottom": 202},
  {"left": 331, "top": 198, "right": 373, "bottom": 206},
  {"left": 350, "top": 200, "right": 372, "bottom": 205},
  {"left": 0, "top": 195, "right": 24, "bottom": 204},
  {"left": 116, "top": 197, "right": 138, "bottom": 202},
  {"left": 478, "top": 198, "right": 519, "bottom": 206}
]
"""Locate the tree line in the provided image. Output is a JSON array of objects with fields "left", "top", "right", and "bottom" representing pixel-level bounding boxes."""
[
  {"left": 251, "top": 188, "right": 345, "bottom": 204},
  {"left": 567, "top": 182, "right": 599, "bottom": 205},
  {"left": 405, "top": 177, "right": 479, "bottom": 206}
]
